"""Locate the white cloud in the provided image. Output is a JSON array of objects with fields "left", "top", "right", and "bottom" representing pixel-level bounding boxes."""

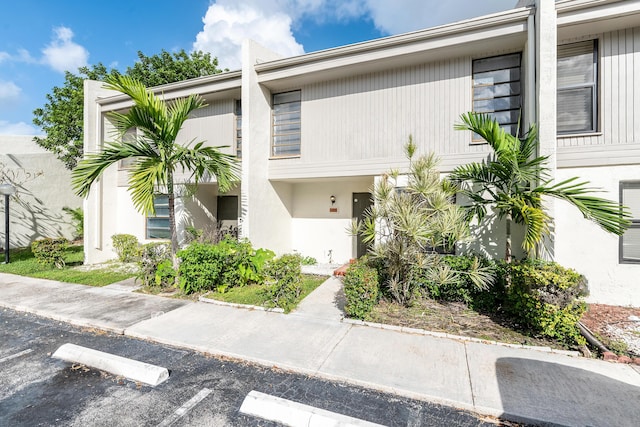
[
  {"left": 193, "top": 1, "right": 520, "bottom": 67},
  {"left": 0, "top": 52, "right": 9, "bottom": 63},
  {"left": 0, "top": 81, "right": 21, "bottom": 100},
  {"left": 41, "top": 26, "right": 89, "bottom": 73},
  {"left": 0, "top": 120, "right": 41, "bottom": 136},
  {"left": 194, "top": 3, "right": 304, "bottom": 69}
]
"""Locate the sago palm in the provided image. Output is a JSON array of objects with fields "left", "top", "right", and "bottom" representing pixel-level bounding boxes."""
[
  {"left": 449, "top": 112, "right": 629, "bottom": 263},
  {"left": 72, "top": 74, "right": 240, "bottom": 260}
]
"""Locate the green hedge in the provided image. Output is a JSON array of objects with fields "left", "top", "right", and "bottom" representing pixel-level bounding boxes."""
[
  {"left": 31, "top": 238, "right": 69, "bottom": 269},
  {"left": 261, "top": 253, "right": 303, "bottom": 312},
  {"left": 505, "top": 259, "right": 588, "bottom": 346},
  {"left": 343, "top": 259, "right": 379, "bottom": 320}
]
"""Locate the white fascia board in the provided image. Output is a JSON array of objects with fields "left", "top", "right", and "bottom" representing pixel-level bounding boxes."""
[
  {"left": 557, "top": 0, "right": 640, "bottom": 26},
  {"left": 97, "top": 71, "right": 242, "bottom": 112},
  {"left": 255, "top": 8, "right": 531, "bottom": 86}
]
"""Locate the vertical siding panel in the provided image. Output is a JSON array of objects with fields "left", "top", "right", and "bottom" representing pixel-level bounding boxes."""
[
  {"left": 626, "top": 28, "right": 635, "bottom": 144},
  {"left": 635, "top": 27, "right": 640, "bottom": 143},
  {"left": 603, "top": 32, "right": 612, "bottom": 145},
  {"left": 618, "top": 30, "right": 626, "bottom": 143},
  {"left": 611, "top": 30, "right": 620, "bottom": 145}
]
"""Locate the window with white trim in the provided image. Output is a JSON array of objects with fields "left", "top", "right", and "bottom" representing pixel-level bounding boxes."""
[
  {"left": 557, "top": 40, "right": 598, "bottom": 134},
  {"left": 472, "top": 53, "right": 522, "bottom": 137},
  {"left": 620, "top": 182, "right": 640, "bottom": 263},
  {"left": 146, "top": 195, "right": 170, "bottom": 239},
  {"left": 272, "top": 90, "right": 301, "bottom": 157}
]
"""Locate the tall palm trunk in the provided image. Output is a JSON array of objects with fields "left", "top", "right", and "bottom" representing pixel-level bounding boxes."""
[
  {"left": 505, "top": 211, "right": 512, "bottom": 264},
  {"left": 166, "top": 171, "right": 179, "bottom": 269}
]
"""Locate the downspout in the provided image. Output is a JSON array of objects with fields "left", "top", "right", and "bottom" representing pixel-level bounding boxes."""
[{"left": 527, "top": 13, "right": 537, "bottom": 130}]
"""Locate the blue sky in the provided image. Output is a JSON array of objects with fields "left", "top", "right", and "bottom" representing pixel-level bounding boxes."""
[{"left": 0, "top": 0, "right": 518, "bottom": 135}]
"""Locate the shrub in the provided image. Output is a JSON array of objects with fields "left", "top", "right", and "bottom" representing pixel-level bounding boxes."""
[
  {"left": 137, "top": 242, "right": 172, "bottom": 287},
  {"left": 154, "top": 259, "right": 176, "bottom": 288},
  {"left": 31, "top": 238, "right": 69, "bottom": 269},
  {"left": 416, "top": 255, "right": 497, "bottom": 306},
  {"left": 261, "top": 254, "right": 302, "bottom": 312},
  {"left": 343, "top": 259, "right": 379, "bottom": 320},
  {"left": 505, "top": 259, "right": 589, "bottom": 346},
  {"left": 178, "top": 242, "right": 225, "bottom": 294},
  {"left": 111, "top": 234, "right": 140, "bottom": 262},
  {"left": 177, "top": 238, "right": 275, "bottom": 294}
]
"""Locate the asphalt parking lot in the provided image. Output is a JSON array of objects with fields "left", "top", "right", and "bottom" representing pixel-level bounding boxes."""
[{"left": 0, "top": 308, "right": 501, "bottom": 426}]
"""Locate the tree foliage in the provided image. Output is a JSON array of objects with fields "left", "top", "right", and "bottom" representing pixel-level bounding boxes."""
[
  {"left": 449, "top": 112, "right": 631, "bottom": 262},
  {"left": 33, "top": 64, "right": 113, "bottom": 169},
  {"left": 33, "top": 50, "right": 222, "bottom": 169}
]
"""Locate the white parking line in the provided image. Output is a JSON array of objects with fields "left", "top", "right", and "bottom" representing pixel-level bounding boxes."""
[
  {"left": 0, "top": 348, "right": 33, "bottom": 364},
  {"left": 240, "top": 390, "right": 387, "bottom": 427},
  {"left": 157, "top": 388, "right": 212, "bottom": 427}
]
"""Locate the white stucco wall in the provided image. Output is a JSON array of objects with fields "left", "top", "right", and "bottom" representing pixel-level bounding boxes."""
[
  {"left": 290, "top": 179, "right": 372, "bottom": 263},
  {"left": 0, "top": 135, "right": 81, "bottom": 248},
  {"left": 555, "top": 165, "right": 640, "bottom": 306}
]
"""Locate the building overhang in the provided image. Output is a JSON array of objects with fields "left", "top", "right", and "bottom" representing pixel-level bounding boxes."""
[
  {"left": 557, "top": 0, "right": 640, "bottom": 39},
  {"left": 255, "top": 7, "right": 532, "bottom": 91},
  {"left": 96, "top": 71, "right": 242, "bottom": 112}
]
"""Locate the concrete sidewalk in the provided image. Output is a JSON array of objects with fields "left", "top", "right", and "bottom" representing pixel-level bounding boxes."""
[{"left": 1, "top": 272, "right": 639, "bottom": 426}]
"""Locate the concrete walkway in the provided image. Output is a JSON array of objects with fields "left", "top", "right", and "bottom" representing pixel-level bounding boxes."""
[{"left": 1, "top": 272, "right": 639, "bottom": 426}]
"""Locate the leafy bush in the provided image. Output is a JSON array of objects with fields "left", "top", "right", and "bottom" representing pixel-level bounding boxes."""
[
  {"left": 343, "top": 258, "right": 379, "bottom": 320},
  {"left": 177, "top": 238, "right": 275, "bottom": 294},
  {"left": 299, "top": 255, "right": 317, "bottom": 265},
  {"left": 111, "top": 234, "right": 140, "bottom": 262},
  {"left": 505, "top": 259, "right": 588, "bottom": 346},
  {"left": 154, "top": 259, "right": 176, "bottom": 288},
  {"left": 31, "top": 238, "right": 69, "bottom": 269},
  {"left": 261, "top": 254, "right": 303, "bottom": 312},
  {"left": 62, "top": 206, "right": 83, "bottom": 240},
  {"left": 137, "top": 242, "right": 172, "bottom": 287},
  {"left": 416, "top": 255, "right": 496, "bottom": 306}
]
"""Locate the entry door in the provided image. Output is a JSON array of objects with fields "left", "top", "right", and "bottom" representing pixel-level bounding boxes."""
[{"left": 352, "top": 192, "right": 373, "bottom": 258}]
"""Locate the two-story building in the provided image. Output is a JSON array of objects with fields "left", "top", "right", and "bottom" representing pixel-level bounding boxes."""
[{"left": 82, "top": 0, "right": 640, "bottom": 306}]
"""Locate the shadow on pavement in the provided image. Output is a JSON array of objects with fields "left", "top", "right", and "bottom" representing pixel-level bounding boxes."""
[{"left": 496, "top": 357, "right": 640, "bottom": 426}]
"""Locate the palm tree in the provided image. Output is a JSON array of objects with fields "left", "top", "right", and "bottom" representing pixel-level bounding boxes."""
[
  {"left": 72, "top": 74, "right": 240, "bottom": 261},
  {"left": 449, "top": 112, "right": 630, "bottom": 263}
]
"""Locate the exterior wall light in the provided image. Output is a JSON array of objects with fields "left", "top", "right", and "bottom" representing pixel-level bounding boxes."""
[
  {"left": 0, "top": 183, "right": 16, "bottom": 264},
  {"left": 330, "top": 195, "right": 336, "bottom": 205}
]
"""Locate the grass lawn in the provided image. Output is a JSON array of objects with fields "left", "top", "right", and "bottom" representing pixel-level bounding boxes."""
[
  {"left": 203, "top": 274, "right": 327, "bottom": 309},
  {"left": 0, "top": 245, "right": 135, "bottom": 286}
]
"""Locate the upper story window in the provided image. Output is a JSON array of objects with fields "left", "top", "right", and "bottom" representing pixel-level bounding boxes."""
[
  {"left": 235, "top": 99, "right": 242, "bottom": 158},
  {"left": 118, "top": 128, "right": 138, "bottom": 169},
  {"left": 557, "top": 40, "right": 598, "bottom": 134},
  {"left": 472, "top": 53, "right": 522, "bottom": 138},
  {"left": 272, "top": 90, "right": 301, "bottom": 157},
  {"left": 146, "top": 194, "right": 170, "bottom": 239},
  {"left": 620, "top": 181, "right": 640, "bottom": 264}
]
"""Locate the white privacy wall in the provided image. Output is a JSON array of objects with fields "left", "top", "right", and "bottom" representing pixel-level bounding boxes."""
[
  {"left": 554, "top": 165, "right": 640, "bottom": 306},
  {"left": 290, "top": 179, "right": 372, "bottom": 263}
]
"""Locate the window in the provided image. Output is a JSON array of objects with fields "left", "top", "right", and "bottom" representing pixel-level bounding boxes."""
[
  {"left": 118, "top": 128, "right": 138, "bottom": 169},
  {"left": 235, "top": 99, "right": 242, "bottom": 158},
  {"left": 146, "top": 195, "right": 170, "bottom": 239},
  {"left": 557, "top": 40, "right": 598, "bottom": 134},
  {"left": 472, "top": 53, "right": 522, "bottom": 137},
  {"left": 620, "top": 182, "right": 640, "bottom": 263},
  {"left": 272, "top": 90, "right": 301, "bottom": 157}
]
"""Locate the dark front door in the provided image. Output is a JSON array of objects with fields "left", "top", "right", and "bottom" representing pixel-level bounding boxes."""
[{"left": 352, "top": 192, "right": 373, "bottom": 258}]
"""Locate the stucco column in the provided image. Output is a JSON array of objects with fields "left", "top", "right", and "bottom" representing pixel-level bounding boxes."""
[
  {"left": 535, "top": 0, "right": 557, "bottom": 258},
  {"left": 240, "top": 40, "right": 293, "bottom": 253}
]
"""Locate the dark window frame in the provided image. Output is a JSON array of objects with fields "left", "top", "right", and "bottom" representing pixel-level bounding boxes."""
[
  {"left": 145, "top": 194, "right": 170, "bottom": 240},
  {"left": 235, "top": 99, "right": 242, "bottom": 158},
  {"left": 271, "top": 90, "right": 301, "bottom": 158},
  {"left": 472, "top": 52, "right": 523, "bottom": 141},
  {"left": 619, "top": 181, "right": 640, "bottom": 264},
  {"left": 557, "top": 39, "right": 598, "bottom": 135}
]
